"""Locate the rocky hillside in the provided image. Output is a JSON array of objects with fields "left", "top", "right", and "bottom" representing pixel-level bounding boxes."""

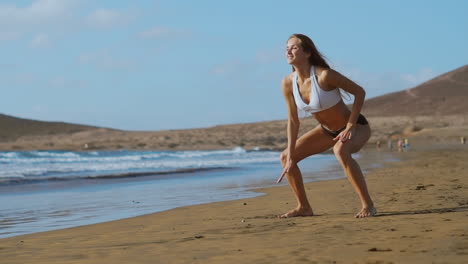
[{"left": 362, "top": 65, "right": 468, "bottom": 116}]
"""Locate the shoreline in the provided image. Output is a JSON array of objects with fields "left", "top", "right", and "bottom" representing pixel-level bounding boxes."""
[
  {"left": 2, "top": 115, "right": 467, "bottom": 152},
  {"left": 0, "top": 150, "right": 354, "bottom": 239},
  {"left": 1, "top": 143, "right": 467, "bottom": 263}
]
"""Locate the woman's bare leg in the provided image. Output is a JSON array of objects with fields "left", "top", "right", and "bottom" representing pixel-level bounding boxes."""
[
  {"left": 333, "top": 124, "right": 376, "bottom": 218},
  {"left": 279, "top": 125, "right": 335, "bottom": 218},
  {"left": 278, "top": 163, "right": 312, "bottom": 217}
]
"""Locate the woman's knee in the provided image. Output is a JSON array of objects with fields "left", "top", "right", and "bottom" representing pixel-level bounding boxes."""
[
  {"left": 333, "top": 143, "right": 351, "bottom": 164},
  {"left": 280, "top": 150, "right": 288, "bottom": 166}
]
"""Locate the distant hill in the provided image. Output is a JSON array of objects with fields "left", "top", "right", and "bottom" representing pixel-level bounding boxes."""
[
  {"left": 0, "top": 114, "right": 103, "bottom": 142},
  {"left": 362, "top": 65, "right": 468, "bottom": 116},
  {"left": 1, "top": 65, "right": 467, "bottom": 150}
]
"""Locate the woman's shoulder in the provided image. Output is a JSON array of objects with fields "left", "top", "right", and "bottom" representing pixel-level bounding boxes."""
[
  {"left": 315, "top": 66, "right": 341, "bottom": 90},
  {"left": 281, "top": 73, "right": 294, "bottom": 86},
  {"left": 316, "top": 67, "right": 344, "bottom": 84},
  {"left": 281, "top": 73, "right": 294, "bottom": 94},
  {"left": 315, "top": 66, "right": 334, "bottom": 78}
]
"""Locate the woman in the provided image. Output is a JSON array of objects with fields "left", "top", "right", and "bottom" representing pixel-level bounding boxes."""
[{"left": 277, "top": 33, "right": 376, "bottom": 218}]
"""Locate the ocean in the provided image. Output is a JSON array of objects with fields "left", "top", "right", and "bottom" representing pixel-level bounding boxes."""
[{"left": 0, "top": 147, "right": 386, "bottom": 238}]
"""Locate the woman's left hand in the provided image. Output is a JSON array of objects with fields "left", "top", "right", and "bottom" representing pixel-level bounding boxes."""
[{"left": 333, "top": 123, "right": 356, "bottom": 143}]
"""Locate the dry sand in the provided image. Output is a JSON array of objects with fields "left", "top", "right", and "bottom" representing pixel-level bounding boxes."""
[{"left": 0, "top": 142, "right": 467, "bottom": 263}]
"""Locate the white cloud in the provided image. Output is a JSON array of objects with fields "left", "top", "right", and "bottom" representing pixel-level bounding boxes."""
[
  {"left": 0, "top": 0, "right": 78, "bottom": 41},
  {"left": 97, "top": 56, "right": 136, "bottom": 71},
  {"left": 78, "top": 54, "right": 92, "bottom": 64},
  {"left": 255, "top": 46, "right": 283, "bottom": 63},
  {"left": 0, "top": 73, "right": 37, "bottom": 86},
  {"left": 211, "top": 49, "right": 279, "bottom": 76},
  {"left": 0, "top": 0, "right": 77, "bottom": 26},
  {"left": 401, "top": 68, "right": 436, "bottom": 86},
  {"left": 32, "top": 104, "right": 49, "bottom": 114},
  {"left": 0, "top": 63, "right": 19, "bottom": 69},
  {"left": 85, "top": 8, "right": 133, "bottom": 28},
  {"left": 30, "top": 33, "right": 50, "bottom": 48},
  {"left": 50, "top": 76, "right": 87, "bottom": 88},
  {"left": 139, "top": 27, "right": 171, "bottom": 38},
  {"left": 138, "top": 26, "right": 191, "bottom": 39},
  {"left": 210, "top": 60, "right": 246, "bottom": 75},
  {"left": 50, "top": 76, "right": 66, "bottom": 87},
  {"left": 78, "top": 51, "right": 137, "bottom": 71},
  {"left": 0, "top": 31, "right": 22, "bottom": 42},
  {"left": 333, "top": 63, "right": 439, "bottom": 99},
  {"left": 0, "top": 1, "right": 137, "bottom": 43},
  {"left": 211, "top": 66, "right": 227, "bottom": 75}
]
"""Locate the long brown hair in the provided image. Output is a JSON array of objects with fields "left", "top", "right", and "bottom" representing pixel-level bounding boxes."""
[
  {"left": 288, "top": 33, "right": 330, "bottom": 70},
  {"left": 289, "top": 33, "right": 351, "bottom": 101}
]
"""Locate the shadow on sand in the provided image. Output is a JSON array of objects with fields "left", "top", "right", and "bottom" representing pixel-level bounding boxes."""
[{"left": 376, "top": 205, "right": 468, "bottom": 217}]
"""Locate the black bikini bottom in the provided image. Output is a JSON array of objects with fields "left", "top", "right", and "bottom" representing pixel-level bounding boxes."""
[{"left": 321, "top": 114, "right": 368, "bottom": 138}]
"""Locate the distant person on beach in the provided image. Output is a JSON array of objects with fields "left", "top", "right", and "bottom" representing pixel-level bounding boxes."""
[
  {"left": 397, "top": 138, "right": 403, "bottom": 152},
  {"left": 376, "top": 140, "right": 381, "bottom": 150},
  {"left": 387, "top": 139, "right": 393, "bottom": 151},
  {"left": 461, "top": 136, "right": 466, "bottom": 144},
  {"left": 404, "top": 138, "right": 409, "bottom": 152},
  {"left": 277, "top": 34, "right": 376, "bottom": 218}
]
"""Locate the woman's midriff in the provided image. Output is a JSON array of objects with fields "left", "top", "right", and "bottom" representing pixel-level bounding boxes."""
[{"left": 313, "top": 101, "right": 352, "bottom": 131}]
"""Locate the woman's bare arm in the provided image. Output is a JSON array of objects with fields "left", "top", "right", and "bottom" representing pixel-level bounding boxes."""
[
  {"left": 322, "top": 69, "right": 366, "bottom": 126},
  {"left": 278, "top": 76, "right": 300, "bottom": 182}
]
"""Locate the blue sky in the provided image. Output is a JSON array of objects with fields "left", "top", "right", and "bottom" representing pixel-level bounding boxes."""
[{"left": 1, "top": 0, "right": 467, "bottom": 131}]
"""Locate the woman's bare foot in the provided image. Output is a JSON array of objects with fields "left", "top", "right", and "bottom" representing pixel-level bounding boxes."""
[
  {"left": 279, "top": 207, "right": 314, "bottom": 218},
  {"left": 355, "top": 206, "right": 377, "bottom": 218}
]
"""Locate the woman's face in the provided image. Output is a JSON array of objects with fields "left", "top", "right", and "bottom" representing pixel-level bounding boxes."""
[{"left": 286, "top": 37, "right": 309, "bottom": 65}]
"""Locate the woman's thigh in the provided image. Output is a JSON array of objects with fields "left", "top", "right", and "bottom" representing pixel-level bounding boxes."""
[
  {"left": 348, "top": 124, "right": 371, "bottom": 153},
  {"left": 291, "top": 125, "right": 336, "bottom": 162}
]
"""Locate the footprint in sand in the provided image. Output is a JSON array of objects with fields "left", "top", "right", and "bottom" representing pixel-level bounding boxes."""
[{"left": 368, "top": 247, "right": 392, "bottom": 252}]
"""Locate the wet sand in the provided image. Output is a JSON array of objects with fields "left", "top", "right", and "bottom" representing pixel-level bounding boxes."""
[{"left": 0, "top": 143, "right": 467, "bottom": 263}]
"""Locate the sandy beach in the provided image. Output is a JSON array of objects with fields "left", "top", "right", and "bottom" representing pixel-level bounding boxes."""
[
  {"left": 0, "top": 141, "right": 467, "bottom": 263},
  {"left": 1, "top": 4, "right": 466, "bottom": 263}
]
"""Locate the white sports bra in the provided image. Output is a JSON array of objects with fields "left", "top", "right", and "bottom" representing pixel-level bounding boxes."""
[{"left": 292, "top": 66, "right": 341, "bottom": 115}]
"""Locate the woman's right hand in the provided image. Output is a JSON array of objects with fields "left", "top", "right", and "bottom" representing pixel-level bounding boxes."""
[{"left": 277, "top": 157, "right": 295, "bottom": 183}]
